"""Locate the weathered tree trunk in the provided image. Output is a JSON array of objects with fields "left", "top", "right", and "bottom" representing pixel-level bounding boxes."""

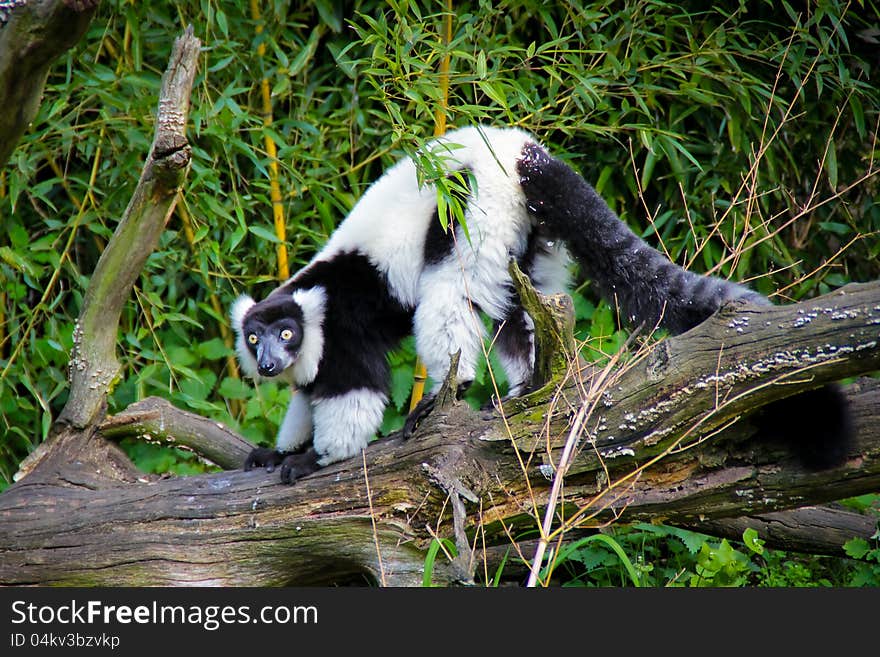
[{"left": 1, "top": 25, "right": 878, "bottom": 588}]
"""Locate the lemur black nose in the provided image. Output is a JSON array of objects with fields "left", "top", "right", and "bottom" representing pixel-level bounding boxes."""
[{"left": 258, "top": 362, "right": 277, "bottom": 376}]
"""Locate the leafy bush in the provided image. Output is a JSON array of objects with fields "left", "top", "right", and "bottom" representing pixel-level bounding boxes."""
[{"left": 525, "top": 523, "right": 878, "bottom": 587}]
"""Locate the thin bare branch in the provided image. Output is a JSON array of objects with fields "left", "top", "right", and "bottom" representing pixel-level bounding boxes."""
[{"left": 99, "top": 396, "right": 252, "bottom": 470}]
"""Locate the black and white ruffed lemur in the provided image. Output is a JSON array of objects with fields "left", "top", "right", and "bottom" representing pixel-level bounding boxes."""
[{"left": 231, "top": 125, "right": 852, "bottom": 483}]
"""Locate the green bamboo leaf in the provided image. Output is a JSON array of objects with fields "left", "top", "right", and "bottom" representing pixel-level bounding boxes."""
[
  {"left": 825, "top": 138, "right": 838, "bottom": 190},
  {"left": 850, "top": 95, "right": 866, "bottom": 137},
  {"left": 477, "top": 79, "right": 509, "bottom": 109},
  {"left": 476, "top": 50, "right": 487, "bottom": 78},
  {"left": 247, "top": 225, "right": 283, "bottom": 243},
  {"left": 289, "top": 27, "right": 324, "bottom": 76}
]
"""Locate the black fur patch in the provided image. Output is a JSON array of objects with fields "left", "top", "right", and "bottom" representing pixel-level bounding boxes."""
[
  {"left": 517, "top": 225, "right": 545, "bottom": 275},
  {"left": 495, "top": 307, "right": 532, "bottom": 359},
  {"left": 246, "top": 294, "right": 305, "bottom": 328},
  {"left": 754, "top": 383, "right": 854, "bottom": 470},
  {"left": 291, "top": 251, "right": 413, "bottom": 398},
  {"left": 493, "top": 306, "right": 533, "bottom": 390}
]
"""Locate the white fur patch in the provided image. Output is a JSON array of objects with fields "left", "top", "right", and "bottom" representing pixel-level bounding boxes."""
[
  {"left": 289, "top": 287, "right": 327, "bottom": 386},
  {"left": 311, "top": 125, "right": 539, "bottom": 311},
  {"left": 275, "top": 389, "right": 314, "bottom": 453},
  {"left": 230, "top": 294, "right": 256, "bottom": 329},
  {"left": 230, "top": 294, "right": 258, "bottom": 378},
  {"left": 414, "top": 266, "right": 486, "bottom": 387},
  {"left": 531, "top": 242, "right": 572, "bottom": 295},
  {"left": 311, "top": 389, "right": 388, "bottom": 465}
]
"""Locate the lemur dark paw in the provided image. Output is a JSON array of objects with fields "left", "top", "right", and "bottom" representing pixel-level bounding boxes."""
[
  {"left": 244, "top": 447, "right": 288, "bottom": 473},
  {"left": 278, "top": 448, "right": 321, "bottom": 484},
  {"left": 402, "top": 393, "right": 436, "bottom": 440}
]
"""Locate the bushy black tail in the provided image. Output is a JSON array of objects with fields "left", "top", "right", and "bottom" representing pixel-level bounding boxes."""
[
  {"left": 515, "top": 141, "right": 853, "bottom": 469},
  {"left": 516, "top": 142, "right": 767, "bottom": 334}
]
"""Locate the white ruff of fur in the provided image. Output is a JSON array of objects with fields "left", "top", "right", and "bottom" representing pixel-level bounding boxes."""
[
  {"left": 311, "top": 390, "right": 388, "bottom": 465},
  {"left": 275, "top": 389, "right": 314, "bottom": 453},
  {"left": 230, "top": 294, "right": 258, "bottom": 378},
  {"left": 288, "top": 287, "right": 327, "bottom": 386}
]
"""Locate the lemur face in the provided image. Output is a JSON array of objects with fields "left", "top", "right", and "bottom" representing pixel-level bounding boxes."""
[{"left": 241, "top": 296, "right": 305, "bottom": 377}]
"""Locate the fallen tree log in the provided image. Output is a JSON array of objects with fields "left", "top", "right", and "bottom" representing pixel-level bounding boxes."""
[
  {"left": 682, "top": 504, "right": 879, "bottom": 558},
  {"left": 1, "top": 286, "right": 878, "bottom": 586}
]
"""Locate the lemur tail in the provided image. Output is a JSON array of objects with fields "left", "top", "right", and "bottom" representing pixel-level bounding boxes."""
[
  {"left": 515, "top": 141, "right": 853, "bottom": 469},
  {"left": 516, "top": 141, "right": 768, "bottom": 334}
]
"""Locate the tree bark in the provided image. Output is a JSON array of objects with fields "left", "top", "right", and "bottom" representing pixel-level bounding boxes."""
[
  {"left": 0, "top": 0, "right": 100, "bottom": 167},
  {"left": 681, "top": 505, "right": 878, "bottom": 558}
]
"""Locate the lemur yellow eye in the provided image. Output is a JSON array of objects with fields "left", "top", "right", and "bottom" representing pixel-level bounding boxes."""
[
  {"left": 247, "top": 333, "right": 258, "bottom": 345},
  {"left": 280, "top": 329, "right": 293, "bottom": 341}
]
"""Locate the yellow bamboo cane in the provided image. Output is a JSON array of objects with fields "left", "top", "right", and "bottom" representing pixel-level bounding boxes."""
[{"left": 250, "top": 0, "right": 289, "bottom": 281}]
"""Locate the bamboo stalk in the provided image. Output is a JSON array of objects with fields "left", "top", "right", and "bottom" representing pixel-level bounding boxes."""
[{"left": 249, "top": 0, "right": 289, "bottom": 281}]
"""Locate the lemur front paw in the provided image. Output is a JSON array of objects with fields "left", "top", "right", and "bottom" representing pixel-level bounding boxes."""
[
  {"left": 244, "top": 447, "right": 288, "bottom": 473},
  {"left": 278, "top": 448, "right": 321, "bottom": 484}
]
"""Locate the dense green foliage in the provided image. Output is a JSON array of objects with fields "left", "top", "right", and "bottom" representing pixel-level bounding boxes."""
[
  {"left": 1, "top": 0, "right": 878, "bottom": 585},
  {"left": 538, "top": 522, "right": 880, "bottom": 587}
]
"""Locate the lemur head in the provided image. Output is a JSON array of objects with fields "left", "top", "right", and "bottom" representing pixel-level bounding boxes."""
[{"left": 231, "top": 294, "right": 304, "bottom": 378}]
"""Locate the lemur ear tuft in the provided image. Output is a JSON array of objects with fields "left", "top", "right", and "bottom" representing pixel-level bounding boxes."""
[{"left": 230, "top": 294, "right": 256, "bottom": 331}]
